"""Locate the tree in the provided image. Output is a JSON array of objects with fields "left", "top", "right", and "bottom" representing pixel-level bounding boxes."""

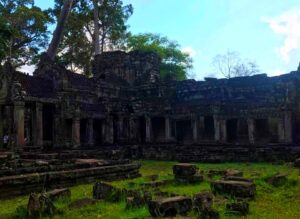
[
  {"left": 0, "top": 0, "right": 52, "bottom": 67},
  {"left": 212, "top": 51, "right": 260, "bottom": 79},
  {"left": 47, "top": 0, "right": 74, "bottom": 60},
  {"left": 0, "top": 17, "right": 13, "bottom": 62},
  {"left": 93, "top": 0, "right": 101, "bottom": 55},
  {"left": 126, "top": 33, "right": 193, "bottom": 81},
  {"left": 50, "top": 0, "right": 133, "bottom": 75}
]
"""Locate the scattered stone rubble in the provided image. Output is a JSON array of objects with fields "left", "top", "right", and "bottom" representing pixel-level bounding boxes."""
[
  {"left": 211, "top": 180, "right": 256, "bottom": 198},
  {"left": 173, "top": 163, "right": 204, "bottom": 183}
]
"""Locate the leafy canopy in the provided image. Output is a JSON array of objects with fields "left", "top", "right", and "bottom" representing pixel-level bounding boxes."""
[
  {"left": 126, "top": 33, "right": 193, "bottom": 81},
  {"left": 0, "top": 0, "right": 52, "bottom": 66}
]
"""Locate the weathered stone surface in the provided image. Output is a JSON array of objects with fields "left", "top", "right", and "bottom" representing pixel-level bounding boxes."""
[
  {"left": 27, "top": 193, "right": 57, "bottom": 218},
  {"left": 224, "top": 176, "right": 253, "bottom": 183},
  {"left": 47, "top": 188, "right": 71, "bottom": 201},
  {"left": 173, "top": 163, "right": 198, "bottom": 177},
  {"left": 226, "top": 201, "right": 249, "bottom": 216},
  {"left": 225, "top": 169, "right": 243, "bottom": 177},
  {"left": 211, "top": 180, "right": 256, "bottom": 198},
  {"left": 126, "top": 190, "right": 152, "bottom": 208},
  {"left": 141, "top": 179, "right": 172, "bottom": 187},
  {"left": 148, "top": 196, "right": 193, "bottom": 217},
  {"left": 69, "top": 198, "right": 97, "bottom": 209},
  {"left": 75, "top": 159, "right": 103, "bottom": 167},
  {"left": 193, "top": 191, "right": 214, "bottom": 212},
  {"left": 93, "top": 182, "right": 123, "bottom": 201},
  {"left": 266, "top": 174, "right": 288, "bottom": 187}
]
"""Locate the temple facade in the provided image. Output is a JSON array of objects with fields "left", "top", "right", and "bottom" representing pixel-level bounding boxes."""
[{"left": 0, "top": 51, "right": 300, "bottom": 151}]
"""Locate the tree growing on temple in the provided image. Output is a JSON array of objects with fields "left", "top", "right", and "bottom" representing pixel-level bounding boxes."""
[
  {"left": 50, "top": 0, "right": 133, "bottom": 75},
  {"left": 212, "top": 51, "right": 260, "bottom": 79},
  {"left": 0, "top": 0, "right": 52, "bottom": 67},
  {"left": 126, "top": 33, "right": 193, "bottom": 81}
]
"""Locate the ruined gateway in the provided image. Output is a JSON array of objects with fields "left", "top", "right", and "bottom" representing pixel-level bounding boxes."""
[{"left": 0, "top": 51, "right": 300, "bottom": 162}]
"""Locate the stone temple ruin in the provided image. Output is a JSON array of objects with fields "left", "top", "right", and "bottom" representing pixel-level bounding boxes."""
[{"left": 0, "top": 51, "right": 300, "bottom": 160}]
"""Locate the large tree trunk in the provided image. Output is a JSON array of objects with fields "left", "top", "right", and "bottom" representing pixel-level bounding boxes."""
[
  {"left": 46, "top": 0, "right": 73, "bottom": 61},
  {"left": 93, "top": 0, "right": 101, "bottom": 55}
]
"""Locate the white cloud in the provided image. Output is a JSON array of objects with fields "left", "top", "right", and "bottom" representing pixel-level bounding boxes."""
[
  {"left": 270, "top": 69, "right": 285, "bottom": 76},
  {"left": 262, "top": 8, "right": 300, "bottom": 63},
  {"left": 182, "top": 46, "right": 198, "bottom": 58},
  {"left": 17, "top": 65, "right": 36, "bottom": 75}
]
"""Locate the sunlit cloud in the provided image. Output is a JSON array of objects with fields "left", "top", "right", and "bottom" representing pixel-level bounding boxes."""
[
  {"left": 182, "top": 46, "right": 198, "bottom": 58},
  {"left": 262, "top": 8, "right": 300, "bottom": 63}
]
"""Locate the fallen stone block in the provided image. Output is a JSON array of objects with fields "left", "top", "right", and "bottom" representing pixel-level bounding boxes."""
[
  {"left": 141, "top": 179, "right": 172, "bottom": 187},
  {"left": 193, "top": 191, "right": 214, "bottom": 212},
  {"left": 226, "top": 169, "right": 243, "bottom": 177},
  {"left": 47, "top": 188, "right": 71, "bottom": 202},
  {"left": 266, "top": 174, "right": 288, "bottom": 187},
  {"left": 226, "top": 201, "right": 249, "bottom": 216},
  {"left": 223, "top": 176, "right": 254, "bottom": 183},
  {"left": 93, "top": 182, "right": 123, "bottom": 201},
  {"left": 173, "top": 163, "right": 198, "bottom": 177},
  {"left": 27, "top": 193, "right": 57, "bottom": 218},
  {"left": 211, "top": 180, "right": 256, "bottom": 198},
  {"left": 207, "top": 170, "right": 227, "bottom": 178},
  {"left": 69, "top": 198, "right": 97, "bottom": 209},
  {"left": 198, "top": 207, "right": 220, "bottom": 219},
  {"left": 148, "top": 196, "right": 192, "bottom": 217}
]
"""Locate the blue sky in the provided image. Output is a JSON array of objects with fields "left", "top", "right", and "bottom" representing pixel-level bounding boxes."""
[{"left": 35, "top": 0, "right": 300, "bottom": 79}]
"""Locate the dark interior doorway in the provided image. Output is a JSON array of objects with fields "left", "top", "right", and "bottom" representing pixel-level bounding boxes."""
[
  {"left": 93, "top": 119, "right": 103, "bottom": 146},
  {"left": 227, "top": 119, "right": 238, "bottom": 142},
  {"left": 255, "top": 119, "right": 269, "bottom": 142},
  {"left": 80, "top": 119, "right": 88, "bottom": 145},
  {"left": 139, "top": 117, "right": 146, "bottom": 143},
  {"left": 43, "top": 105, "right": 53, "bottom": 142},
  {"left": 152, "top": 117, "right": 165, "bottom": 142},
  {"left": 176, "top": 119, "right": 192, "bottom": 143},
  {"left": 204, "top": 116, "right": 215, "bottom": 141}
]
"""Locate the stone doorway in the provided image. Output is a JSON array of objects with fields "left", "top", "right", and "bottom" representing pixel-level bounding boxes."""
[{"left": 152, "top": 117, "right": 165, "bottom": 142}]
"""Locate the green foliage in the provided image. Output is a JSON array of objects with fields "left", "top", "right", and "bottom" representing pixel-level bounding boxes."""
[
  {"left": 126, "top": 33, "right": 193, "bottom": 81},
  {"left": 0, "top": 0, "right": 52, "bottom": 66},
  {"left": 0, "top": 17, "right": 13, "bottom": 62},
  {"left": 50, "top": 0, "right": 133, "bottom": 75}
]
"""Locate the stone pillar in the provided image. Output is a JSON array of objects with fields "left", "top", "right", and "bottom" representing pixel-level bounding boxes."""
[
  {"left": 33, "top": 103, "right": 43, "bottom": 147},
  {"left": 192, "top": 115, "right": 198, "bottom": 143},
  {"left": 72, "top": 117, "right": 80, "bottom": 148},
  {"left": 14, "top": 101, "right": 25, "bottom": 150},
  {"left": 220, "top": 119, "right": 227, "bottom": 143},
  {"left": 87, "top": 118, "right": 94, "bottom": 146},
  {"left": 145, "top": 116, "right": 152, "bottom": 143},
  {"left": 165, "top": 117, "right": 172, "bottom": 142},
  {"left": 129, "top": 116, "right": 137, "bottom": 142},
  {"left": 198, "top": 116, "right": 205, "bottom": 142},
  {"left": 278, "top": 118, "right": 285, "bottom": 143},
  {"left": 118, "top": 116, "right": 124, "bottom": 142},
  {"left": 284, "top": 111, "right": 293, "bottom": 143},
  {"left": 247, "top": 118, "right": 255, "bottom": 144},
  {"left": 214, "top": 117, "right": 221, "bottom": 142},
  {"left": 104, "top": 116, "right": 114, "bottom": 144}
]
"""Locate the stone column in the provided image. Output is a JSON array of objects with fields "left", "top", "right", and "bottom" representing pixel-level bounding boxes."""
[
  {"left": 284, "top": 111, "right": 293, "bottom": 143},
  {"left": 214, "top": 117, "right": 221, "bottom": 142},
  {"left": 220, "top": 119, "right": 227, "bottom": 143},
  {"left": 192, "top": 115, "right": 198, "bottom": 143},
  {"left": 33, "top": 103, "right": 43, "bottom": 147},
  {"left": 165, "top": 117, "right": 172, "bottom": 142},
  {"left": 278, "top": 117, "right": 285, "bottom": 143},
  {"left": 72, "top": 117, "right": 80, "bottom": 148},
  {"left": 247, "top": 118, "right": 255, "bottom": 144},
  {"left": 145, "top": 116, "right": 152, "bottom": 143},
  {"left": 129, "top": 116, "right": 137, "bottom": 142},
  {"left": 87, "top": 118, "right": 94, "bottom": 146},
  {"left": 104, "top": 116, "right": 114, "bottom": 144},
  {"left": 14, "top": 101, "right": 25, "bottom": 150},
  {"left": 118, "top": 116, "right": 124, "bottom": 142}
]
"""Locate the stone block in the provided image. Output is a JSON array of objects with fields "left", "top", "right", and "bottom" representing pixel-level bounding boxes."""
[
  {"left": 193, "top": 191, "right": 214, "bottom": 212},
  {"left": 198, "top": 207, "right": 220, "bottom": 219},
  {"left": 148, "top": 196, "right": 192, "bottom": 217},
  {"left": 226, "top": 201, "right": 249, "bottom": 216},
  {"left": 225, "top": 169, "right": 243, "bottom": 177},
  {"left": 266, "top": 174, "right": 288, "bottom": 187},
  {"left": 93, "top": 182, "right": 123, "bottom": 201},
  {"left": 211, "top": 180, "right": 256, "bottom": 198},
  {"left": 47, "top": 188, "right": 71, "bottom": 201},
  {"left": 176, "top": 174, "right": 204, "bottom": 184},
  {"left": 223, "top": 176, "right": 253, "bottom": 183},
  {"left": 173, "top": 163, "right": 198, "bottom": 177}
]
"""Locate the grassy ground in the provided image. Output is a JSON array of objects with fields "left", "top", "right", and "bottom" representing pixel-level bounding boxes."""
[{"left": 0, "top": 161, "right": 299, "bottom": 219}]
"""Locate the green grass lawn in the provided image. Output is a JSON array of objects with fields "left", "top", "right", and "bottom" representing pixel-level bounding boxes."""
[{"left": 0, "top": 161, "right": 299, "bottom": 219}]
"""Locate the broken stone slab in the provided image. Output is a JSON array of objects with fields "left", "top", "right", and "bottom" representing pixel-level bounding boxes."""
[
  {"left": 294, "top": 158, "right": 300, "bottom": 168},
  {"left": 225, "top": 169, "right": 243, "bottom": 177},
  {"left": 211, "top": 180, "right": 256, "bottom": 198},
  {"left": 69, "top": 198, "right": 97, "bottom": 209},
  {"left": 175, "top": 174, "right": 204, "bottom": 184},
  {"left": 173, "top": 163, "right": 198, "bottom": 177},
  {"left": 193, "top": 191, "right": 214, "bottom": 212},
  {"left": 226, "top": 201, "right": 249, "bottom": 216},
  {"left": 266, "top": 173, "right": 288, "bottom": 187},
  {"left": 148, "top": 196, "right": 193, "bottom": 217},
  {"left": 47, "top": 188, "right": 71, "bottom": 202},
  {"left": 27, "top": 193, "right": 57, "bottom": 218},
  {"left": 93, "top": 182, "right": 123, "bottom": 202},
  {"left": 223, "top": 176, "right": 254, "bottom": 183}
]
